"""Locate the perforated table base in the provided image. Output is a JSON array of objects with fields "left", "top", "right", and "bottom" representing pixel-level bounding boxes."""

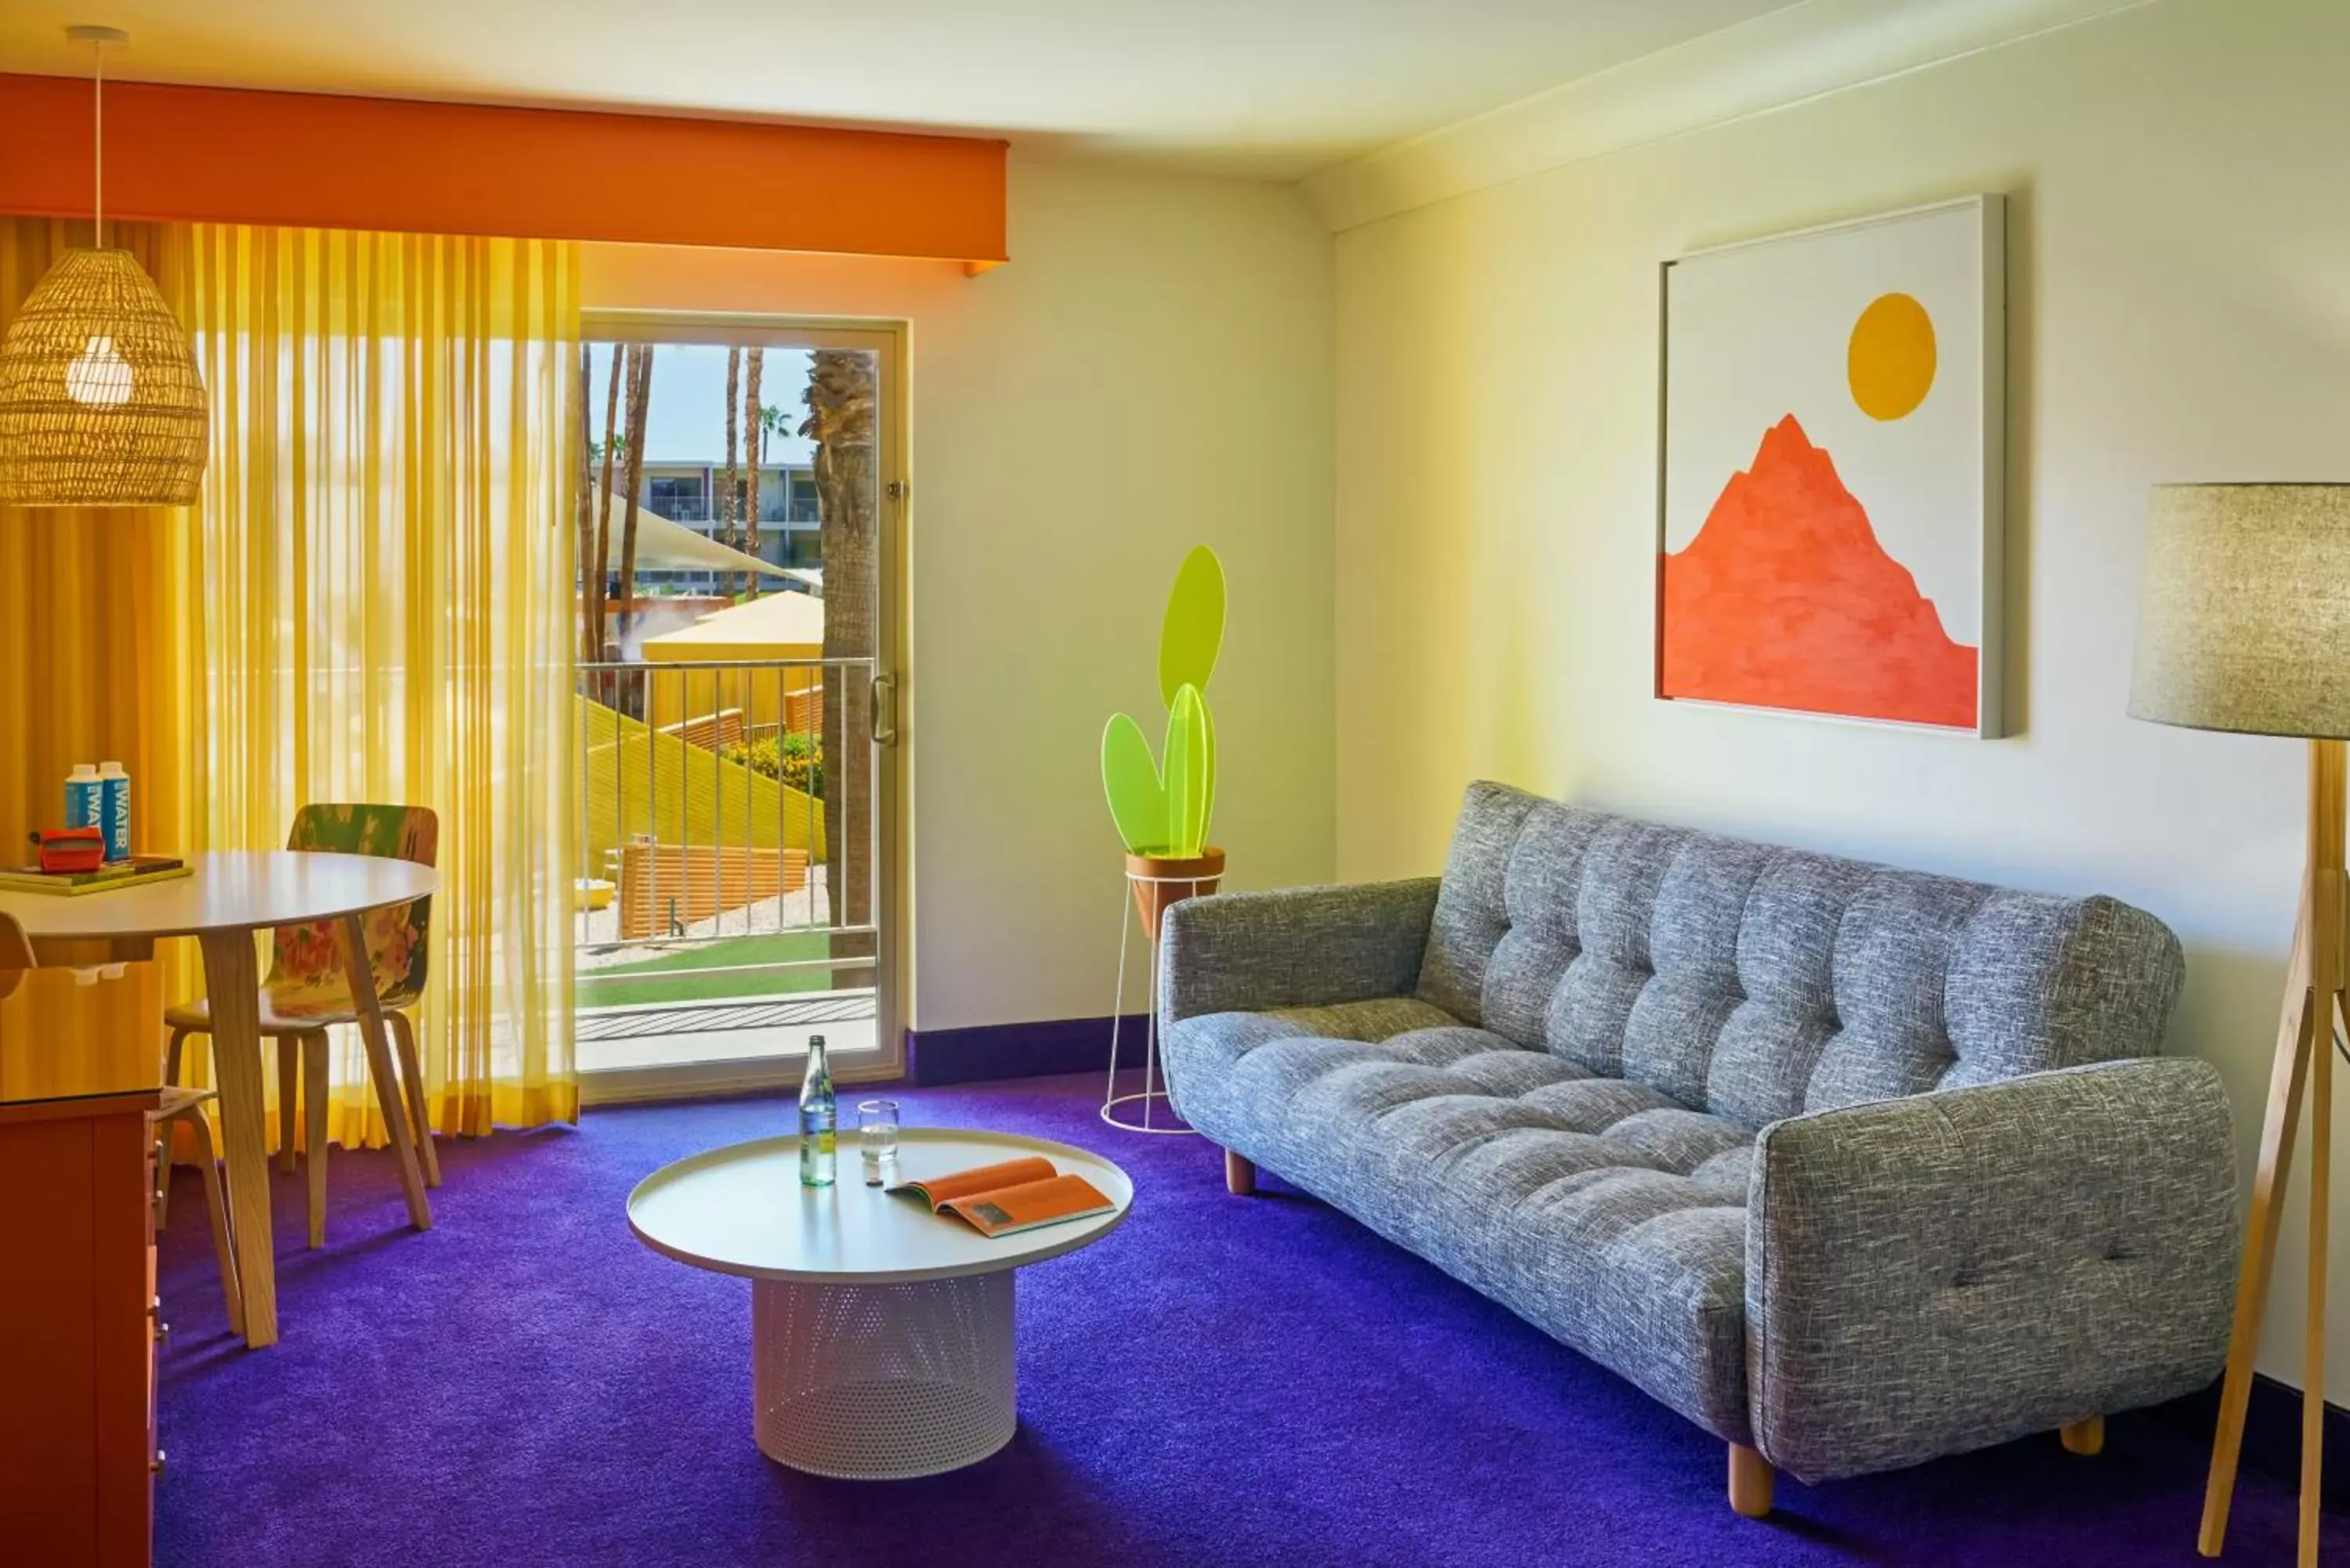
[{"left": 750, "top": 1271, "right": 1018, "bottom": 1479}]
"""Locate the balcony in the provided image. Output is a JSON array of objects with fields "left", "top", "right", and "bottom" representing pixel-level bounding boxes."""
[
  {"left": 634, "top": 501, "right": 822, "bottom": 528},
  {"left": 574, "top": 656, "right": 877, "bottom": 1089}
]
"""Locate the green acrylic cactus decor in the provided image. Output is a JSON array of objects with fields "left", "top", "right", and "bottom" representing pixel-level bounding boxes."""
[
  {"left": 1101, "top": 545, "right": 1224, "bottom": 858},
  {"left": 1161, "top": 683, "right": 1213, "bottom": 857}
]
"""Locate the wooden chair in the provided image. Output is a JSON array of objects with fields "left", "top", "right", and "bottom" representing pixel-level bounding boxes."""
[
  {"left": 0, "top": 911, "right": 29, "bottom": 1002},
  {"left": 161, "top": 804, "right": 441, "bottom": 1249},
  {"left": 150, "top": 1087, "right": 244, "bottom": 1338}
]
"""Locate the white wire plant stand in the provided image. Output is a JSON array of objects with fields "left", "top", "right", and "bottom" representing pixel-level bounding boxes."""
[{"left": 1102, "top": 851, "right": 1223, "bottom": 1135}]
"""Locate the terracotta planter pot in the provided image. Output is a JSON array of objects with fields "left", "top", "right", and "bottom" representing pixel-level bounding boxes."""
[{"left": 1126, "top": 847, "right": 1225, "bottom": 941}]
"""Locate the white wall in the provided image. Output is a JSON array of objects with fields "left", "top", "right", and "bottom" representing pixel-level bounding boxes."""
[
  {"left": 1331, "top": 0, "right": 2350, "bottom": 1398},
  {"left": 584, "top": 154, "right": 1336, "bottom": 1035}
]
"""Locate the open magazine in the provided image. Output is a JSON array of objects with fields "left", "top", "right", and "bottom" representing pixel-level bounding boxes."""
[{"left": 888, "top": 1155, "right": 1115, "bottom": 1239}]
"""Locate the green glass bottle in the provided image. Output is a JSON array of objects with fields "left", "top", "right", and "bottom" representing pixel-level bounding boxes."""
[{"left": 798, "top": 1034, "right": 837, "bottom": 1187}]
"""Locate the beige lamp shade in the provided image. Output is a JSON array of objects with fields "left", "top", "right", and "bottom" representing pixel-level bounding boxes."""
[
  {"left": 0, "top": 247, "right": 208, "bottom": 508},
  {"left": 2128, "top": 483, "right": 2350, "bottom": 739}
]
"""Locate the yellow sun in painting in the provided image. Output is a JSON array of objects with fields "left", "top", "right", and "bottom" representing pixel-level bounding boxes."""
[{"left": 1847, "top": 292, "right": 1936, "bottom": 421}]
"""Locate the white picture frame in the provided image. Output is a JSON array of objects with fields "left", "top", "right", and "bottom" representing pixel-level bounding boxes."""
[{"left": 1655, "top": 194, "right": 2006, "bottom": 737}]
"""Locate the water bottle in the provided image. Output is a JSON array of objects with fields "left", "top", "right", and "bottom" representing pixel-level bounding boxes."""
[
  {"left": 96, "top": 761, "right": 130, "bottom": 861},
  {"left": 798, "top": 1034, "right": 837, "bottom": 1187},
  {"left": 64, "top": 764, "right": 103, "bottom": 835}
]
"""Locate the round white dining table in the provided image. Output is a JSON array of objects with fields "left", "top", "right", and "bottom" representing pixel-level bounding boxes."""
[{"left": 0, "top": 850, "right": 440, "bottom": 1347}]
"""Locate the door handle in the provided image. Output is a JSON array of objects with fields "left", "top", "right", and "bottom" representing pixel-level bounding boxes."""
[{"left": 870, "top": 672, "right": 898, "bottom": 746}]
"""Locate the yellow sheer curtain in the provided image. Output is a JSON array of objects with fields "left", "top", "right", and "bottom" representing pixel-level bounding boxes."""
[
  {"left": 0, "top": 218, "right": 198, "bottom": 1093},
  {"left": 179, "top": 226, "right": 580, "bottom": 1140}
]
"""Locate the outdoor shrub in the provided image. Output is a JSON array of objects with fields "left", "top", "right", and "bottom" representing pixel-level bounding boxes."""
[{"left": 723, "top": 732, "right": 823, "bottom": 799}]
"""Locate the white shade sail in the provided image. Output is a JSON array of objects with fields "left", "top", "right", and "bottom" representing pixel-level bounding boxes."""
[{"left": 592, "top": 486, "right": 788, "bottom": 578}]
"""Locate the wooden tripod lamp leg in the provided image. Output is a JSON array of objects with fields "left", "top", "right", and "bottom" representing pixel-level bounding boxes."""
[
  {"left": 2200, "top": 917, "right": 2312, "bottom": 1554},
  {"left": 2302, "top": 877, "right": 2334, "bottom": 1565},
  {"left": 2200, "top": 739, "right": 2341, "bottom": 1563}
]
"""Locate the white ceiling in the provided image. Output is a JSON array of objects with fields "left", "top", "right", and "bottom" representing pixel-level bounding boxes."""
[{"left": 0, "top": 0, "right": 1807, "bottom": 179}]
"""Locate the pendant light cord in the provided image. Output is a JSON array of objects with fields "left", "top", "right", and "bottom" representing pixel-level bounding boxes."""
[{"left": 92, "top": 36, "right": 103, "bottom": 247}]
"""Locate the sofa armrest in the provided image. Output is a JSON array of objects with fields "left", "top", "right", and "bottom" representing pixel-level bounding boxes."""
[
  {"left": 1745, "top": 1057, "right": 2239, "bottom": 1483},
  {"left": 1159, "top": 878, "right": 1441, "bottom": 1024}
]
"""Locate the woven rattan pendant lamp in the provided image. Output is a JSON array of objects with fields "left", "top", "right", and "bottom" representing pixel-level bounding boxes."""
[{"left": 0, "top": 26, "right": 207, "bottom": 508}]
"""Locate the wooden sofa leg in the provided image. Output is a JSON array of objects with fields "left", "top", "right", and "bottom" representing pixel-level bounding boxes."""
[
  {"left": 1224, "top": 1149, "right": 1256, "bottom": 1196},
  {"left": 2059, "top": 1416, "right": 2104, "bottom": 1456},
  {"left": 1728, "top": 1443, "right": 1773, "bottom": 1519}
]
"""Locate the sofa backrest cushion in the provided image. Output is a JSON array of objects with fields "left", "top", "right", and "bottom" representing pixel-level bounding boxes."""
[{"left": 1415, "top": 782, "right": 2186, "bottom": 1127}]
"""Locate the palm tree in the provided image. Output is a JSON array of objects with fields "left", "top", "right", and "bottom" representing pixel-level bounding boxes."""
[
  {"left": 588, "top": 344, "right": 626, "bottom": 663},
  {"left": 722, "top": 346, "right": 742, "bottom": 559},
  {"left": 801, "top": 349, "right": 877, "bottom": 971},
  {"left": 613, "top": 344, "right": 656, "bottom": 652},
  {"left": 740, "top": 347, "right": 765, "bottom": 599},
  {"left": 574, "top": 341, "right": 596, "bottom": 663}
]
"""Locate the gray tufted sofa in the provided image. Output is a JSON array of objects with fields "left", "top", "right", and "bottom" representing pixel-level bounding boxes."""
[{"left": 1158, "top": 782, "right": 2239, "bottom": 1515}]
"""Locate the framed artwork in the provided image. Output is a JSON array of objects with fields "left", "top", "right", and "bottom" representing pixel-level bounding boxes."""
[{"left": 1656, "top": 194, "right": 2005, "bottom": 735}]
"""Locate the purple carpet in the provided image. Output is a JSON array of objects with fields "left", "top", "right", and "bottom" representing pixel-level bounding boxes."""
[{"left": 154, "top": 1071, "right": 2310, "bottom": 1567}]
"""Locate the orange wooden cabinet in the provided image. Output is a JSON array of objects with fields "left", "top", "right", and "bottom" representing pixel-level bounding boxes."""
[{"left": 0, "top": 1090, "right": 162, "bottom": 1567}]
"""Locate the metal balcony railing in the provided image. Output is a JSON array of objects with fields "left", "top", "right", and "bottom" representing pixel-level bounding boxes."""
[{"left": 575, "top": 656, "right": 877, "bottom": 989}]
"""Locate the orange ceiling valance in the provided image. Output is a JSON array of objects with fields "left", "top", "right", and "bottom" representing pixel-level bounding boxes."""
[{"left": 0, "top": 73, "right": 1007, "bottom": 265}]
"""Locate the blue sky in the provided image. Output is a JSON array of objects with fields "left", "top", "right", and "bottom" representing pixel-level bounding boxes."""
[{"left": 585, "top": 343, "right": 819, "bottom": 468}]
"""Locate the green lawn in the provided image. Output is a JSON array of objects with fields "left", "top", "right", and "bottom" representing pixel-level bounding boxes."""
[{"left": 577, "top": 931, "right": 837, "bottom": 1009}]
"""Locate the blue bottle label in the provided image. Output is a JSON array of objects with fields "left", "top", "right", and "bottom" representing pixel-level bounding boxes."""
[
  {"left": 99, "top": 775, "right": 131, "bottom": 861},
  {"left": 65, "top": 777, "right": 103, "bottom": 831}
]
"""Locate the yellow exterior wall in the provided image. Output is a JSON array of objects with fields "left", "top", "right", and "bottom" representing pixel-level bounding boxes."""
[
  {"left": 638, "top": 639, "right": 823, "bottom": 738},
  {"left": 578, "top": 695, "right": 824, "bottom": 887}
]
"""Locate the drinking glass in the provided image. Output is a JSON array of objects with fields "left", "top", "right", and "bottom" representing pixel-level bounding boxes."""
[{"left": 858, "top": 1099, "right": 901, "bottom": 1185}]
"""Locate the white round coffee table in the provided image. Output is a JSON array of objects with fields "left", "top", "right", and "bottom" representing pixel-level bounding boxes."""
[{"left": 627, "top": 1126, "right": 1133, "bottom": 1479}]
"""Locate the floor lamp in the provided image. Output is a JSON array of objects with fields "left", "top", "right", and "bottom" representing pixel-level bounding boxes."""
[{"left": 2128, "top": 482, "right": 2350, "bottom": 1566}]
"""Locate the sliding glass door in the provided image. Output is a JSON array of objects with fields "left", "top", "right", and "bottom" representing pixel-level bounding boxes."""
[{"left": 573, "top": 314, "right": 905, "bottom": 1102}]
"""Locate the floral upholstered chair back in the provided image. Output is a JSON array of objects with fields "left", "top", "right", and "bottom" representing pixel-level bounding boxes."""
[{"left": 266, "top": 804, "right": 438, "bottom": 1018}]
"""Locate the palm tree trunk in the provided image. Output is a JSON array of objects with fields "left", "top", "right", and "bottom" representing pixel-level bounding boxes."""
[
  {"left": 589, "top": 343, "right": 624, "bottom": 663},
  {"left": 614, "top": 344, "right": 656, "bottom": 656},
  {"left": 722, "top": 345, "right": 741, "bottom": 580},
  {"left": 801, "top": 349, "right": 878, "bottom": 981},
  {"left": 574, "top": 341, "right": 596, "bottom": 665},
  {"left": 741, "top": 347, "right": 765, "bottom": 600}
]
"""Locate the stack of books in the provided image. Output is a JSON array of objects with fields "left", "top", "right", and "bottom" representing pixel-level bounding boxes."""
[{"left": 0, "top": 855, "right": 190, "bottom": 897}]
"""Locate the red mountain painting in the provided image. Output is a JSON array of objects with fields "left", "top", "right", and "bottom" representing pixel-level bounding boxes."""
[{"left": 1660, "top": 414, "right": 1977, "bottom": 728}]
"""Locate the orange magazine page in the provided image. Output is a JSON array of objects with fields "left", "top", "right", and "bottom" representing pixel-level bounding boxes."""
[
  {"left": 940, "top": 1174, "right": 1116, "bottom": 1239},
  {"left": 886, "top": 1156, "right": 1057, "bottom": 1212}
]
